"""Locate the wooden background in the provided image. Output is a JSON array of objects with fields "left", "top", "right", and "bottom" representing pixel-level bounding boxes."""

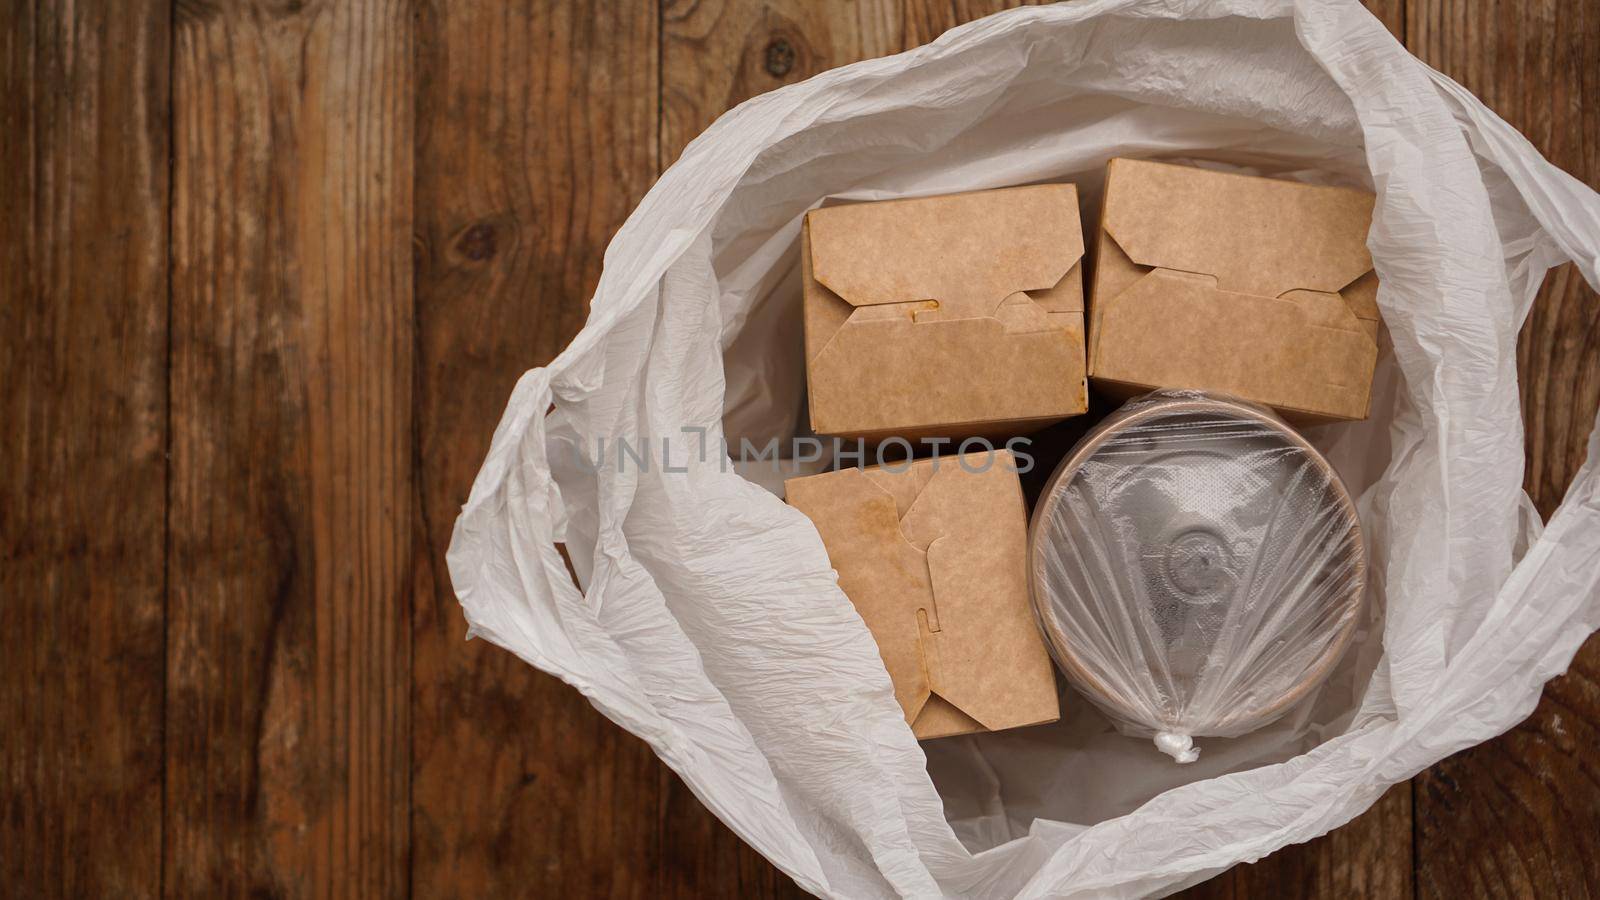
[{"left": 3, "top": 0, "right": 1597, "bottom": 896}]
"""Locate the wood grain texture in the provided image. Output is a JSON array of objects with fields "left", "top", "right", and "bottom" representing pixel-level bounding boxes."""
[
  {"left": 897, "top": 0, "right": 1049, "bottom": 46},
  {"left": 1363, "top": 0, "right": 1407, "bottom": 39},
  {"left": 0, "top": 1, "right": 169, "bottom": 896},
  {"left": 166, "top": 0, "right": 413, "bottom": 895},
  {"left": 410, "top": 2, "right": 661, "bottom": 896},
  {"left": 662, "top": 0, "right": 897, "bottom": 165},
  {"left": 661, "top": 0, "right": 1047, "bottom": 165},
  {"left": 1408, "top": 0, "right": 1600, "bottom": 897}
]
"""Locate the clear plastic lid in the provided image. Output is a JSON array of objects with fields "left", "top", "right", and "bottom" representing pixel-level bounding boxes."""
[{"left": 1028, "top": 391, "right": 1367, "bottom": 763}]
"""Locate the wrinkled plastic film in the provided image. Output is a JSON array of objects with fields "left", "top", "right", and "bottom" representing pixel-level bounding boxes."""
[{"left": 1030, "top": 392, "right": 1367, "bottom": 762}]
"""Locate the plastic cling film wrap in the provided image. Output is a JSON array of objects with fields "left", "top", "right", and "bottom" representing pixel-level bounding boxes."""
[{"left": 1028, "top": 391, "right": 1367, "bottom": 763}]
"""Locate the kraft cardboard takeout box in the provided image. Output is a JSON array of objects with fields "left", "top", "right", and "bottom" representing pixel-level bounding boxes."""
[
  {"left": 801, "top": 185, "right": 1088, "bottom": 441},
  {"left": 1089, "top": 158, "right": 1381, "bottom": 422},
  {"left": 785, "top": 451, "right": 1060, "bottom": 740}
]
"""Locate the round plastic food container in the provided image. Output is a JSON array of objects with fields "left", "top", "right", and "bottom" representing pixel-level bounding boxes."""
[{"left": 1028, "top": 391, "right": 1367, "bottom": 763}]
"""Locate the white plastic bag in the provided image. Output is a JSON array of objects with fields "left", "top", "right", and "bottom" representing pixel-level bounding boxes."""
[{"left": 447, "top": 1, "right": 1600, "bottom": 896}]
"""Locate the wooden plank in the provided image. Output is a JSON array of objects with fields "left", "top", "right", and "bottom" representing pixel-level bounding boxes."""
[
  {"left": 165, "top": 1, "right": 413, "bottom": 895},
  {"left": 1406, "top": 0, "right": 1600, "bottom": 896},
  {"left": 1364, "top": 0, "right": 1407, "bottom": 40},
  {"left": 0, "top": 1, "right": 169, "bottom": 896},
  {"left": 899, "top": 0, "right": 1049, "bottom": 46},
  {"left": 661, "top": 0, "right": 899, "bottom": 166},
  {"left": 409, "top": 2, "right": 661, "bottom": 897}
]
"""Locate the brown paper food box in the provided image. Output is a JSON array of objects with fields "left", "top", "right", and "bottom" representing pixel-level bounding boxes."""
[
  {"left": 785, "top": 451, "right": 1060, "bottom": 740},
  {"left": 1089, "top": 158, "right": 1381, "bottom": 423},
  {"left": 801, "top": 185, "right": 1089, "bottom": 441}
]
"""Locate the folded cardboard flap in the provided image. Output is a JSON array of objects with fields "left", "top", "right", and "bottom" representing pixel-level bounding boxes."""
[
  {"left": 802, "top": 185, "right": 1089, "bottom": 439},
  {"left": 1089, "top": 158, "right": 1381, "bottom": 422},
  {"left": 807, "top": 186, "right": 1084, "bottom": 326},
  {"left": 785, "top": 452, "right": 1060, "bottom": 740}
]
